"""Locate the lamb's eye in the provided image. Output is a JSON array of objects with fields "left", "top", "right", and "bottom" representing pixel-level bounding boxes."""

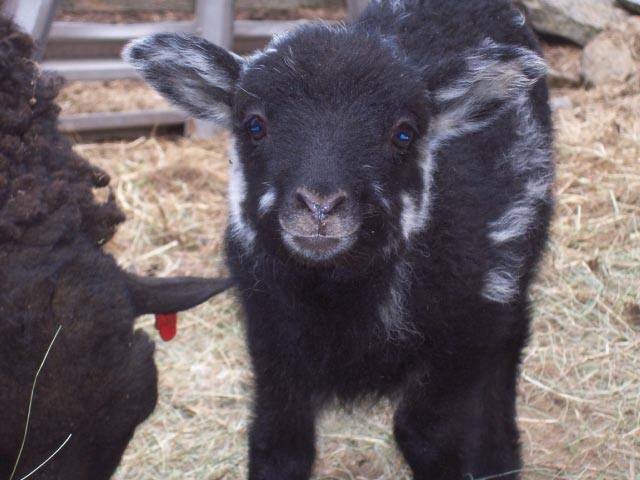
[
  {"left": 391, "top": 123, "right": 416, "bottom": 149},
  {"left": 246, "top": 115, "right": 267, "bottom": 140}
]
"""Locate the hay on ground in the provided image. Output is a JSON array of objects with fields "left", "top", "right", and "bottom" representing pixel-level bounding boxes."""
[
  {"left": 67, "top": 73, "right": 639, "bottom": 480},
  {"left": 58, "top": 80, "right": 170, "bottom": 115}
]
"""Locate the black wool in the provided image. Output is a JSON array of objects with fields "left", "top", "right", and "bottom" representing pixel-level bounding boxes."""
[
  {"left": 126, "top": 1, "right": 554, "bottom": 478},
  {"left": 0, "top": 17, "right": 229, "bottom": 479}
]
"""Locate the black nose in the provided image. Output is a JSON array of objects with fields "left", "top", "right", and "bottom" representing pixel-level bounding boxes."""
[{"left": 295, "top": 187, "right": 348, "bottom": 223}]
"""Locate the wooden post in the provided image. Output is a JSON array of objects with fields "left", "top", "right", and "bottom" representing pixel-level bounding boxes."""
[
  {"left": 190, "top": 0, "right": 235, "bottom": 138},
  {"left": 347, "top": 0, "right": 369, "bottom": 21},
  {"left": 2, "top": 0, "right": 62, "bottom": 60}
]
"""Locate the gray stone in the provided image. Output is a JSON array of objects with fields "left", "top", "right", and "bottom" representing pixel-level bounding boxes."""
[
  {"left": 617, "top": 0, "right": 640, "bottom": 14},
  {"left": 581, "top": 26, "right": 639, "bottom": 85},
  {"left": 517, "top": 0, "right": 629, "bottom": 45},
  {"left": 548, "top": 66, "right": 582, "bottom": 87}
]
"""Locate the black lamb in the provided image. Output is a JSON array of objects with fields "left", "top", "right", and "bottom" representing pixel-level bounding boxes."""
[
  {"left": 0, "top": 17, "right": 230, "bottom": 480},
  {"left": 125, "top": 0, "right": 554, "bottom": 478}
]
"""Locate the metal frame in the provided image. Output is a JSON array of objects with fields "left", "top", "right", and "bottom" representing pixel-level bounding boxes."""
[
  {"left": 2, "top": 0, "right": 62, "bottom": 60},
  {"left": 191, "top": 0, "right": 234, "bottom": 137},
  {"left": 5, "top": 0, "right": 371, "bottom": 137},
  {"left": 58, "top": 109, "right": 188, "bottom": 133},
  {"left": 45, "top": 19, "right": 309, "bottom": 60}
]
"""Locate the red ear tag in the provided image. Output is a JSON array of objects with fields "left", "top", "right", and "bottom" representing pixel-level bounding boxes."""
[{"left": 155, "top": 312, "right": 178, "bottom": 341}]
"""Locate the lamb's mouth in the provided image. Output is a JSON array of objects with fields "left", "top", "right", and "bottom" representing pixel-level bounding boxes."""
[{"left": 280, "top": 231, "right": 358, "bottom": 263}]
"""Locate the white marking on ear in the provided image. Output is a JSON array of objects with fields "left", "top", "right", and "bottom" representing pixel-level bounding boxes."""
[
  {"left": 435, "top": 39, "right": 546, "bottom": 104},
  {"left": 228, "top": 138, "right": 256, "bottom": 251},
  {"left": 123, "top": 35, "right": 238, "bottom": 91},
  {"left": 429, "top": 39, "right": 546, "bottom": 151},
  {"left": 258, "top": 187, "right": 277, "bottom": 217},
  {"left": 123, "top": 34, "right": 245, "bottom": 126}
]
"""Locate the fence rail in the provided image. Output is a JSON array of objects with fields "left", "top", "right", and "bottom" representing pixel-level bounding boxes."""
[{"left": 4, "top": 0, "right": 369, "bottom": 137}]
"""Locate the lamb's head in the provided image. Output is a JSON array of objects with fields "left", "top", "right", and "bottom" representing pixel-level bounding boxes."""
[{"left": 124, "top": 25, "right": 545, "bottom": 266}]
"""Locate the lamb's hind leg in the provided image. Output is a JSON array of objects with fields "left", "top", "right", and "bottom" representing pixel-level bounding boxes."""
[
  {"left": 465, "top": 350, "right": 522, "bottom": 480},
  {"left": 393, "top": 380, "right": 467, "bottom": 480}
]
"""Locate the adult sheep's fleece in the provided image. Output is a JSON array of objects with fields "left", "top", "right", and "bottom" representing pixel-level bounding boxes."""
[{"left": 0, "top": 17, "right": 230, "bottom": 480}]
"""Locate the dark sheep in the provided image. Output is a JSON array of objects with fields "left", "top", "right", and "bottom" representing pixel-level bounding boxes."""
[
  {"left": 0, "top": 17, "right": 230, "bottom": 480},
  {"left": 125, "top": 0, "right": 554, "bottom": 478}
]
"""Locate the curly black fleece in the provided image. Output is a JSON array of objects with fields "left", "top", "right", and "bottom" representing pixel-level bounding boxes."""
[{"left": 0, "top": 18, "right": 157, "bottom": 480}]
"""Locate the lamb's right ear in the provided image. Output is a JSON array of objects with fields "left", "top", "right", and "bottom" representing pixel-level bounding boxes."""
[
  {"left": 125, "top": 273, "right": 234, "bottom": 316},
  {"left": 123, "top": 33, "right": 244, "bottom": 127},
  {"left": 428, "top": 39, "right": 547, "bottom": 148}
]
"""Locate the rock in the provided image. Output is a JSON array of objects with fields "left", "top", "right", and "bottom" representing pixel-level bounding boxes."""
[
  {"left": 517, "top": 0, "right": 629, "bottom": 45},
  {"left": 617, "top": 0, "right": 640, "bottom": 14},
  {"left": 544, "top": 44, "right": 583, "bottom": 87},
  {"left": 548, "top": 67, "right": 582, "bottom": 87},
  {"left": 581, "top": 26, "right": 640, "bottom": 85}
]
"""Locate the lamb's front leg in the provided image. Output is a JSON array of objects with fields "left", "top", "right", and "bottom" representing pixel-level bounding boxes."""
[
  {"left": 394, "top": 357, "right": 522, "bottom": 480},
  {"left": 248, "top": 378, "right": 317, "bottom": 480}
]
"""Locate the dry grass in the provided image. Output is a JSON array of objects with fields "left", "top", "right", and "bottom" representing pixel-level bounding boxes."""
[
  {"left": 58, "top": 80, "right": 169, "bottom": 114},
  {"left": 66, "top": 75, "right": 640, "bottom": 479}
]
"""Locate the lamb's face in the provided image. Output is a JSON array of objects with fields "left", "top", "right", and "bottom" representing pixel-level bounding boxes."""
[
  {"left": 125, "top": 25, "right": 546, "bottom": 266},
  {"left": 231, "top": 29, "right": 428, "bottom": 265}
]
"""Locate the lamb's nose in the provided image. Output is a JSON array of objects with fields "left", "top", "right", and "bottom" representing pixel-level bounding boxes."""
[{"left": 295, "top": 187, "right": 348, "bottom": 222}]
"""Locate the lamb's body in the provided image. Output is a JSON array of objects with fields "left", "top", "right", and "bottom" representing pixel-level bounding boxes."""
[
  {"left": 126, "top": 1, "right": 554, "bottom": 478},
  {"left": 227, "top": 3, "right": 552, "bottom": 477},
  {"left": 0, "top": 18, "right": 229, "bottom": 479}
]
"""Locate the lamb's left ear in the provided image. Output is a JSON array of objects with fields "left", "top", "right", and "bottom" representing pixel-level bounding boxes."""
[
  {"left": 429, "top": 39, "right": 547, "bottom": 148},
  {"left": 123, "top": 33, "right": 244, "bottom": 127}
]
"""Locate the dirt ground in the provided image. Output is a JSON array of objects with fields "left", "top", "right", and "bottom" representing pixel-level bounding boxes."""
[{"left": 59, "top": 40, "right": 640, "bottom": 480}]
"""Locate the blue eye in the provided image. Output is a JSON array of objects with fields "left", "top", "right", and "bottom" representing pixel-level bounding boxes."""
[
  {"left": 250, "top": 121, "right": 262, "bottom": 134},
  {"left": 397, "top": 132, "right": 411, "bottom": 142},
  {"left": 392, "top": 123, "right": 415, "bottom": 148},
  {"left": 246, "top": 115, "right": 267, "bottom": 140}
]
